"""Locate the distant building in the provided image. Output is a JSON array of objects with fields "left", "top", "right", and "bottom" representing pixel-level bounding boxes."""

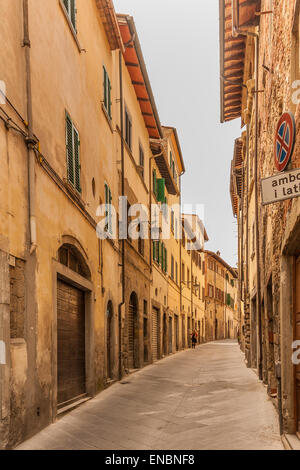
[{"left": 204, "top": 251, "right": 238, "bottom": 342}]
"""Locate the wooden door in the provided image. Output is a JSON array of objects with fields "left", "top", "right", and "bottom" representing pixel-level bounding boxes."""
[
  {"left": 182, "top": 316, "right": 185, "bottom": 349},
  {"left": 106, "top": 307, "right": 113, "bottom": 379},
  {"left": 168, "top": 317, "right": 172, "bottom": 354},
  {"left": 128, "top": 302, "right": 135, "bottom": 370},
  {"left": 295, "top": 256, "right": 300, "bottom": 432},
  {"left": 57, "top": 280, "right": 85, "bottom": 407},
  {"left": 175, "top": 316, "right": 179, "bottom": 350},
  {"left": 152, "top": 308, "right": 159, "bottom": 362},
  {"left": 163, "top": 314, "right": 167, "bottom": 355}
]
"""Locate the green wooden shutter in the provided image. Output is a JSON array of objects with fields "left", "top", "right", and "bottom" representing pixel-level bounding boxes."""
[
  {"left": 152, "top": 169, "right": 157, "bottom": 197},
  {"left": 105, "top": 184, "right": 108, "bottom": 232},
  {"left": 108, "top": 75, "right": 112, "bottom": 119},
  {"left": 66, "top": 115, "right": 74, "bottom": 185},
  {"left": 73, "top": 127, "right": 81, "bottom": 192},
  {"left": 63, "top": 0, "right": 69, "bottom": 12},
  {"left": 157, "top": 179, "right": 165, "bottom": 203},
  {"left": 70, "top": 0, "right": 76, "bottom": 30},
  {"left": 165, "top": 248, "right": 168, "bottom": 273},
  {"left": 103, "top": 67, "right": 107, "bottom": 111},
  {"left": 108, "top": 186, "right": 112, "bottom": 234}
]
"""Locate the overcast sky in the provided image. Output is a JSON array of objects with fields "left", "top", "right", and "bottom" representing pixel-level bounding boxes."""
[{"left": 114, "top": 0, "right": 241, "bottom": 267}]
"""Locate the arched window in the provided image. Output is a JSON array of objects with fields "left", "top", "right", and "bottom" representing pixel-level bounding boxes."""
[{"left": 58, "top": 244, "right": 90, "bottom": 279}]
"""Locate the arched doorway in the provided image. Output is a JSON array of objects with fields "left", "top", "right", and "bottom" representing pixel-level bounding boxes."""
[
  {"left": 106, "top": 301, "right": 114, "bottom": 380},
  {"left": 57, "top": 244, "right": 91, "bottom": 409},
  {"left": 128, "top": 292, "right": 138, "bottom": 370}
]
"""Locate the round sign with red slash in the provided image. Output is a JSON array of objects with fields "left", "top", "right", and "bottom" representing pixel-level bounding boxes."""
[{"left": 274, "top": 112, "right": 295, "bottom": 172}]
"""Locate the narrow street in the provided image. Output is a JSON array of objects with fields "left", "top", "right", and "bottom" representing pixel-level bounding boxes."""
[{"left": 17, "top": 341, "right": 283, "bottom": 451}]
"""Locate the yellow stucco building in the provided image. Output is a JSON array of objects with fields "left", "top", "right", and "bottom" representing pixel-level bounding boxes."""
[{"left": 0, "top": 0, "right": 225, "bottom": 449}]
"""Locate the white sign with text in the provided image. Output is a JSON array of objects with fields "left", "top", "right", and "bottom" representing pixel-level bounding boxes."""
[{"left": 261, "top": 168, "right": 300, "bottom": 205}]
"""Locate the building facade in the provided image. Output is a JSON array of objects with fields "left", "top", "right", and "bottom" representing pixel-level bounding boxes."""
[
  {"left": 220, "top": 0, "right": 300, "bottom": 438},
  {"left": 0, "top": 0, "right": 215, "bottom": 449},
  {"left": 205, "top": 251, "right": 238, "bottom": 342}
]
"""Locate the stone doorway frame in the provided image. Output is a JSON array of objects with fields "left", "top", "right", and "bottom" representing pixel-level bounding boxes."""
[{"left": 51, "top": 259, "right": 95, "bottom": 421}]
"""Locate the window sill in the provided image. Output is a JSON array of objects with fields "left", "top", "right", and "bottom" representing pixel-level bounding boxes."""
[
  {"left": 101, "top": 104, "right": 114, "bottom": 134},
  {"left": 59, "top": 0, "right": 82, "bottom": 53},
  {"left": 63, "top": 179, "right": 85, "bottom": 208}
]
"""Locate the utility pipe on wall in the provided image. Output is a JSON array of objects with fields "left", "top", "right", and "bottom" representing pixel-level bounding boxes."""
[
  {"left": 231, "top": 2, "right": 263, "bottom": 379},
  {"left": 23, "top": 0, "right": 37, "bottom": 254},
  {"left": 118, "top": 50, "right": 125, "bottom": 380}
]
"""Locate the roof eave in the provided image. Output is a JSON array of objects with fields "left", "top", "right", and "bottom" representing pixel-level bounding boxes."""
[
  {"left": 205, "top": 250, "right": 237, "bottom": 277},
  {"left": 124, "top": 15, "right": 163, "bottom": 139},
  {"left": 162, "top": 126, "right": 185, "bottom": 175},
  {"left": 95, "top": 0, "right": 124, "bottom": 51},
  {"left": 219, "top": 0, "right": 225, "bottom": 123}
]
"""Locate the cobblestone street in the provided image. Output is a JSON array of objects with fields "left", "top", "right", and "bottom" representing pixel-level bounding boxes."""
[{"left": 17, "top": 341, "right": 283, "bottom": 451}]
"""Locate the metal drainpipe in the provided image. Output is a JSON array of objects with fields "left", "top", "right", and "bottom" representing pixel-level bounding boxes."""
[
  {"left": 118, "top": 50, "right": 125, "bottom": 380},
  {"left": 148, "top": 150, "right": 164, "bottom": 268},
  {"left": 240, "top": 146, "right": 245, "bottom": 344},
  {"left": 214, "top": 261, "right": 217, "bottom": 340},
  {"left": 232, "top": 2, "right": 263, "bottom": 378},
  {"left": 253, "top": 33, "right": 263, "bottom": 381},
  {"left": 191, "top": 246, "right": 193, "bottom": 337},
  {"left": 246, "top": 125, "right": 250, "bottom": 292},
  {"left": 179, "top": 176, "right": 182, "bottom": 347},
  {"left": 23, "top": 0, "right": 37, "bottom": 254}
]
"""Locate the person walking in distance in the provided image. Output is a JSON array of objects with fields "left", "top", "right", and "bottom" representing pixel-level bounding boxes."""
[{"left": 191, "top": 329, "right": 198, "bottom": 349}]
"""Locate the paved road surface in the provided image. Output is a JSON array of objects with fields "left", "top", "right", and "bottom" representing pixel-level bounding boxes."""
[{"left": 17, "top": 340, "right": 283, "bottom": 450}]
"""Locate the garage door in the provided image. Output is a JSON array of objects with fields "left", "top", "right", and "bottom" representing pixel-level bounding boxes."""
[
  {"left": 152, "top": 308, "right": 159, "bottom": 362},
  {"left": 57, "top": 279, "right": 86, "bottom": 407},
  {"left": 128, "top": 302, "right": 135, "bottom": 370},
  {"left": 169, "top": 317, "right": 172, "bottom": 354},
  {"left": 175, "top": 315, "right": 179, "bottom": 351}
]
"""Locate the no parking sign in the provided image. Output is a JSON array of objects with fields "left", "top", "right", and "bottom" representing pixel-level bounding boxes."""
[{"left": 274, "top": 112, "right": 295, "bottom": 172}]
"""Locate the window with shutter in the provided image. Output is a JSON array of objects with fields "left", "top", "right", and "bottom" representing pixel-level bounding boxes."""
[
  {"left": 66, "top": 115, "right": 74, "bottom": 185},
  {"left": 73, "top": 127, "right": 81, "bottom": 192},
  {"left": 66, "top": 114, "right": 81, "bottom": 193},
  {"left": 125, "top": 108, "right": 132, "bottom": 150},
  {"left": 156, "top": 178, "right": 165, "bottom": 203},
  {"left": 165, "top": 248, "right": 168, "bottom": 273},
  {"left": 63, "top": 0, "right": 77, "bottom": 31},
  {"left": 171, "top": 210, "right": 175, "bottom": 233},
  {"left": 103, "top": 66, "right": 112, "bottom": 119},
  {"left": 139, "top": 145, "right": 144, "bottom": 179},
  {"left": 105, "top": 183, "right": 113, "bottom": 236},
  {"left": 152, "top": 169, "right": 157, "bottom": 197},
  {"left": 171, "top": 255, "right": 174, "bottom": 280}
]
